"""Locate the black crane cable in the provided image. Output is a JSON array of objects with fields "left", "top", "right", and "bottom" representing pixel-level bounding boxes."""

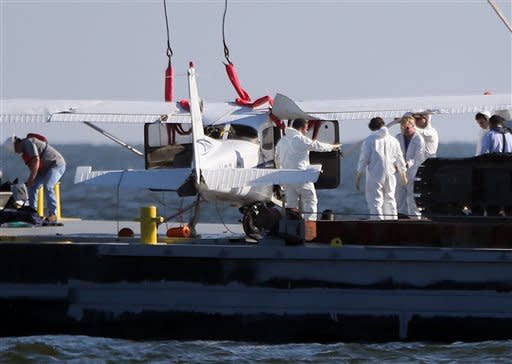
[
  {"left": 163, "top": 0, "right": 173, "bottom": 66},
  {"left": 222, "top": 0, "right": 232, "bottom": 64}
]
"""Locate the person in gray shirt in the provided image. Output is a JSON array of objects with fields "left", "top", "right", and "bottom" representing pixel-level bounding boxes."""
[{"left": 4, "top": 135, "right": 66, "bottom": 224}]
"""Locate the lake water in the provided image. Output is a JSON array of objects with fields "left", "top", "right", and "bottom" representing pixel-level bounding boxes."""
[
  {"left": 0, "top": 142, "right": 475, "bottom": 222},
  {"left": 1, "top": 335, "right": 512, "bottom": 363},
  {"left": 3, "top": 142, "right": 509, "bottom": 363}
]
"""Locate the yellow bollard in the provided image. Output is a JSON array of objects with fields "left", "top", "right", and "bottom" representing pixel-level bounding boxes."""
[
  {"left": 37, "top": 187, "right": 44, "bottom": 217},
  {"left": 55, "top": 182, "right": 61, "bottom": 220},
  {"left": 36, "top": 183, "right": 62, "bottom": 218},
  {"left": 139, "top": 205, "right": 164, "bottom": 244}
]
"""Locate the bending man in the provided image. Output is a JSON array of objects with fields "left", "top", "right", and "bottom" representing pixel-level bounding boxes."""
[
  {"left": 356, "top": 117, "right": 407, "bottom": 220},
  {"left": 276, "top": 118, "right": 341, "bottom": 221},
  {"left": 4, "top": 135, "right": 66, "bottom": 224}
]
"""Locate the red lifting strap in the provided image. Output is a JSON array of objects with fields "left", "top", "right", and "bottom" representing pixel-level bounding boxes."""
[
  {"left": 236, "top": 95, "right": 274, "bottom": 108},
  {"left": 269, "top": 112, "right": 286, "bottom": 132},
  {"left": 225, "top": 63, "right": 251, "bottom": 103},
  {"left": 225, "top": 63, "right": 278, "bottom": 111},
  {"left": 165, "top": 65, "right": 174, "bottom": 102}
]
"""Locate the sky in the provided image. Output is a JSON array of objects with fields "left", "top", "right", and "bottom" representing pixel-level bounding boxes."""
[{"left": 0, "top": 0, "right": 511, "bottom": 145}]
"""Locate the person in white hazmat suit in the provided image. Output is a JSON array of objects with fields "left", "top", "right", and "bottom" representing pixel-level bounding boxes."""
[
  {"left": 355, "top": 117, "right": 408, "bottom": 220},
  {"left": 395, "top": 116, "right": 426, "bottom": 219},
  {"left": 414, "top": 113, "right": 439, "bottom": 158},
  {"left": 275, "top": 118, "right": 341, "bottom": 221}
]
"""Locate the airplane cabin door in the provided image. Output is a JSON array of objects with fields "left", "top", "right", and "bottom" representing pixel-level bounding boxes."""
[{"left": 308, "top": 120, "right": 341, "bottom": 189}]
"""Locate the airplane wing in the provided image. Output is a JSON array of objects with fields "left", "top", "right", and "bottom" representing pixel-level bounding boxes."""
[
  {"left": 74, "top": 166, "right": 191, "bottom": 190},
  {"left": 202, "top": 166, "right": 322, "bottom": 190},
  {"left": 272, "top": 93, "right": 512, "bottom": 121},
  {"left": 4, "top": 93, "right": 509, "bottom": 125},
  {"left": 0, "top": 98, "right": 268, "bottom": 125},
  {"left": 0, "top": 99, "right": 189, "bottom": 124}
]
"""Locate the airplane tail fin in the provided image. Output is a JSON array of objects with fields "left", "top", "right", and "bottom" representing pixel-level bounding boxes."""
[{"left": 187, "top": 63, "right": 204, "bottom": 184}]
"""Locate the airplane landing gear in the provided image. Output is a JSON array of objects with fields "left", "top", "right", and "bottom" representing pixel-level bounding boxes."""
[{"left": 240, "top": 202, "right": 281, "bottom": 240}]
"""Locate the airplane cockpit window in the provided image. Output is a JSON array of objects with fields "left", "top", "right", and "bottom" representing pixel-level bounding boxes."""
[
  {"left": 261, "top": 127, "right": 274, "bottom": 150},
  {"left": 144, "top": 122, "right": 193, "bottom": 169},
  {"left": 227, "top": 124, "right": 258, "bottom": 143},
  {"left": 205, "top": 125, "right": 224, "bottom": 139}
]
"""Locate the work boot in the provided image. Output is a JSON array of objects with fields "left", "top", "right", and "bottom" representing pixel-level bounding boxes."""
[{"left": 43, "top": 214, "right": 62, "bottom": 226}]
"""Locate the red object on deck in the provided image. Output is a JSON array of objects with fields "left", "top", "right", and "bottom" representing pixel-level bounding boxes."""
[
  {"left": 165, "top": 65, "right": 174, "bottom": 102},
  {"left": 167, "top": 225, "right": 192, "bottom": 238},
  {"left": 118, "top": 227, "right": 134, "bottom": 238}
]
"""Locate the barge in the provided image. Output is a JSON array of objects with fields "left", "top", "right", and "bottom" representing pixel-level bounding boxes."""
[{"left": 1, "top": 214, "right": 512, "bottom": 343}]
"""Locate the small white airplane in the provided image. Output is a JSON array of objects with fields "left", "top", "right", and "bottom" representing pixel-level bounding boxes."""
[{"left": 1, "top": 63, "right": 511, "bottom": 237}]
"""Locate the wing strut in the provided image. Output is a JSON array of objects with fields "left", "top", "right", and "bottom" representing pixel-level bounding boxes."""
[{"left": 82, "top": 121, "right": 144, "bottom": 157}]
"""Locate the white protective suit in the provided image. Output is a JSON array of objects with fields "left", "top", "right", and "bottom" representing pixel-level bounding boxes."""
[
  {"left": 396, "top": 132, "right": 426, "bottom": 218},
  {"left": 357, "top": 127, "right": 406, "bottom": 220},
  {"left": 276, "top": 127, "right": 334, "bottom": 221},
  {"left": 416, "top": 123, "right": 439, "bottom": 159}
]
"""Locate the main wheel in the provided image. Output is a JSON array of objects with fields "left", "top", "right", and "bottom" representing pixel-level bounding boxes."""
[{"left": 242, "top": 205, "right": 263, "bottom": 241}]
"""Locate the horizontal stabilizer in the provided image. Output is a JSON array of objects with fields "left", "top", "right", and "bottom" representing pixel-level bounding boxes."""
[
  {"left": 202, "top": 166, "right": 322, "bottom": 190},
  {"left": 74, "top": 166, "right": 191, "bottom": 190}
]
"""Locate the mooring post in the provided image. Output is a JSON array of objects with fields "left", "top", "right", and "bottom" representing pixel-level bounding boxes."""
[
  {"left": 37, "top": 182, "right": 62, "bottom": 219},
  {"left": 37, "top": 187, "right": 44, "bottom": 217},
  {"left": 139, "top": 205, "right": 164, "bottom": 244},
  {"left": 55, "top": 182, "right": 61, "bottom": 220}
]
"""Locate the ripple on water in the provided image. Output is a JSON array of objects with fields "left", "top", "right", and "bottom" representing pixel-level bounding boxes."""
[{"left": 1, "top": 336, "right": 512, "bottom": 363}]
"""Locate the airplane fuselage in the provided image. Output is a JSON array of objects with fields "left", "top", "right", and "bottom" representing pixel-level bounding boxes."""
[
  {"left": 199, "top": 138, "right": 260, "bottom": 170},
  {"left": 198, "top": 136, "right": 274, "bottom": 206}
]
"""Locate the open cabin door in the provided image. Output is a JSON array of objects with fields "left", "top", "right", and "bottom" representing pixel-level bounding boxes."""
[
  {"left": 307, "top": 120, "right": 340, "bottom": 189},
  {"left": 144, "top": 122, "right": 193, "bottom": 169}
]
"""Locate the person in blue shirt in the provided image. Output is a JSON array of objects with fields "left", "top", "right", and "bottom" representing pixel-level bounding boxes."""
[{"left": 480, "top": 115, "right": 512, "bottom": 154}]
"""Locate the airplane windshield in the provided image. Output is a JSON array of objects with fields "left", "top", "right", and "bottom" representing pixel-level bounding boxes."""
[{"left": 227, "top": 124, "right": 258, "bottom": 143}]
